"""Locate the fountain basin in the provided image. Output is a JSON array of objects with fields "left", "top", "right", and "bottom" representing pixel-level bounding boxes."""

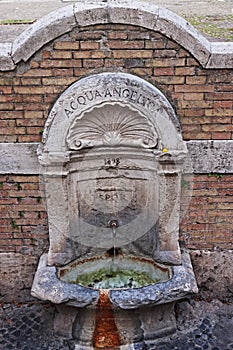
[
  {"left": 58, "top": 255, "right": 172, "bottom": 289},
  {"left": 32, "top": 252, "right": 197, "bottom": 308},
  {"left": 31, "top": 252, "right": 198, "bottom": 347}
]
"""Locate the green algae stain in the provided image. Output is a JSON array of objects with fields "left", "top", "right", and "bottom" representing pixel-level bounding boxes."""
[
  {"left": 186, "top": 15, "right": 233, "bottom": 41},
  {"left": 72, "top": 267, "right": 160, "bottom": 289}
]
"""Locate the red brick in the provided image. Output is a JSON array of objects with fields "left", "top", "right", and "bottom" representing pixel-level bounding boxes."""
[
  {"left": 152, "top": 58, "right": 186, "bottom": 67},
  {"left": 153, "top": 67, "right": 174, "bottom": 76},
  {"left": 42, "top": 77, "right": 77, "bottom": 86},
  {"left": 211, "top": 132, "right": 231, "bottom": 139},
  {"left": 178, "top": 100, "right": 213, "bottom": 109},
  {"left": 21, "top": 69, "right": 52, "bottom": 77},
  {"left": 202, "top": 125, "right": 233, "bottom": 132},
  {"left": 52, "top": 51, "right": 72, "bottom": 59},
  {"left": 0, "top": 111, "right": 23, "bottom": 119},
  {"left": 205, "top": 92, "right": 233, "bottom": 100},
  {"left": 54, "top": 41, "right": 79, "bottom": 50},
  {"left": 108, "top": 32, "right": 128, "bottom": 40},
  {"left": 16, "top": 119, "right": 44, "bottom": 127},
  {"left": 183, "top": 92, "right": 204, "bottom": 101},
  {"left": 113, "top": 50, "right": 153, "bottom": 59},
  {"left": 108, "top": 40, "right": 144, "bottom": 49},
  {"left": 40, "top": 59, "right": 82, "bottom": 68},
  {"left": 24, "top": 111, "right": 44, "bottom": 119},
  {"left": 0, "top": 86, "right": 12, "bottom": 94},
  {"left": 80, "top": 41, "right": 100, "bottom": 50},
  {"left": 17, "top": 135, "right": 42, "bottom": 142},
  {"left": 153, "top": 76, "right": 185, "bottom": 84},
  {"left": 214, "top": 101, "right": 233, "bottom": 109},
  {"left": 175, "top": 67, "right": 196, "bottom": 75},
  {"left": 83, "top": 59, "right": 104, "bottom": 68},
  {"left": 0, "top": 103, "right": 14, "bottom": 110},
  {"left": 175, "top": 84, "right": 214, "bottom": 93},
  {"left": 52, "top": 68, "right": 74, "bottom": 76}
]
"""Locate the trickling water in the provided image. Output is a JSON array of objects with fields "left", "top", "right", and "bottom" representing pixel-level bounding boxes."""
[
  {"left": 93, "top": 289, "right": 121, "bottom": 349},
  {"left": 109, "top": 220, "right": 119, "bottom": 271},
  {"left": 112, "top": 225, "right": 117, "bottom": 269}
]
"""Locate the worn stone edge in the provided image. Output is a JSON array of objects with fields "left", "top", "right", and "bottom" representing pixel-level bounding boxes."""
[
  {"left": 110, "top": 252, "right": 198, "bottom": 309},
  {"left": 0, "top": 141, "right": 232, "bottom": 174},
  {"left": 186, "top": 140, "right": 233, "bottom": 174},
  {"left": 0, "top": 143, "right": 39, "bottom": 174},
  {"left": 12, "top": 4, "right": 76, "bottom": 64},
  {"left": 0, "top": 43, "right": 15, "bottom": 71},
  {"left": 31, "top": 253, "right": 99, "bottom": 306},
  {"left": 0, "top": 0, "right": 233, "bottom": 71},
  {"left": 207, "top": 42, "right": 233, "bottom": 69}
]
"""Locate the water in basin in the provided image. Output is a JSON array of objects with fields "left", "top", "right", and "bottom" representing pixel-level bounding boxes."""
[{"left": 58, "top": 255, "right": 172, "bottom": 290}]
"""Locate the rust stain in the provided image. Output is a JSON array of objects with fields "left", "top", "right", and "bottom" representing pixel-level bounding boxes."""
[{"left": 93, "top": 290, "right": 121, "bottom": 349}]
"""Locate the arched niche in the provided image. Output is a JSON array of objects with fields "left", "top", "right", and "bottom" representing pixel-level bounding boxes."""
[{"left": 39, "top": 73, "right": 187, "bottom": 266}]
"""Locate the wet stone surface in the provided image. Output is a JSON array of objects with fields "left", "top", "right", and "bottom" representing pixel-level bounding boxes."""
[{"left": 0, "top": 299, "right": 233, "bottom": 349}]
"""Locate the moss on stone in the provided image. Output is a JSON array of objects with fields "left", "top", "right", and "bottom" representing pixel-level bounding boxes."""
[
  {"left": 73, "top": 267, "right": 159, "bottom": 289},
  {"left": 186, "top": 15, "right": 233, "bottom": 41}
]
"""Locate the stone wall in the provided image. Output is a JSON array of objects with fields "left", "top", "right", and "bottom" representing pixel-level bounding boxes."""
[{"left": 0, "top": 1, "right": 232, "bottom": 302}]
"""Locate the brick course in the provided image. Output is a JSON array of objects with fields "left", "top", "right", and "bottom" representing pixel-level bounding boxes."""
[{"left": 180, "top": 175, "right": 233, "bottom": 250}]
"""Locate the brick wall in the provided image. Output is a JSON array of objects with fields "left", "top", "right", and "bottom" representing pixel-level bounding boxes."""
[
  {"left": 0, "top": 23, "right": 232, "bottom": 301},
  {"left": 0, "top": 175, "right": 48, "bottom": 255},
  {"left": 0, "top": 26, "right": 233, "bottom": 143},
  {"left": 180, "top": 174, "right": 233, "bottom": 250}
]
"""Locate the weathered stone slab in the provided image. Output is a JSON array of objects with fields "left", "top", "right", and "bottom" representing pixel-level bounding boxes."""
[
  {"left": 74, "top": 1, "right": 109, "bottom": 27},
  {"left": 207, "top": 42, "right": 233, "bottom": 69},
  {"left": 107, "top": 0, "right": 159, "bottom": 30},
  {"left": 0, "top": 43, "right": 15, "bottom": 71},
  {"left": 12, "top": 5, "right": 76, "bottom": 63},
  {"left": 156, "top": 7, "right": 211, "bottom": 67},
  {"left": 191, "top": 250, "right": 233, "bottom": 302},
  {"left": 31, "top": 254, "right": 99, "bottom": 307},
  {"left": 0, "top": 141, "right": 232, "bottom": 174},
  {"left": 186, "top": 140, "right": 233, "bottom": 174},
  {"left": 0, "top": 143, "right": 39, "bottom": 174}
]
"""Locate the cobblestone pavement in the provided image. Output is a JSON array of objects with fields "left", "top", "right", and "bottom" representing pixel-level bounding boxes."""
[
  {"left": 0, "top": 302, "right": 71, "bottom": 350},
  {"left": 0, "top": 299, "right": 233, "bottom": 349}
]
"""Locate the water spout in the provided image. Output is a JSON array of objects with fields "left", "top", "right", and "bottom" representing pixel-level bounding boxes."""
[
  {"left": 108, "top": 219, "right": 119, "bottom": 229},
  {"left": 108, "top": 220, "right": 119, "bottom": 268}
]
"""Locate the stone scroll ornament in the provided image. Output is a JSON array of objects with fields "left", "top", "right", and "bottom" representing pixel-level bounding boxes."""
[{"left": 66, "top": 102, "right": 158, "bottom": 150}]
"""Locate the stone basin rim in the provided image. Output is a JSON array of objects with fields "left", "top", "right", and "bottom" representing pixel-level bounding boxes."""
[{"left": 31, "top": 252, "right": 198, "bottom": 308}]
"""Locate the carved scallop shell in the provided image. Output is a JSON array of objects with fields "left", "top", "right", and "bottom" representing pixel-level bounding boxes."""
[{"left": 66, "top": 102, "right": 158, "bottom": 150}]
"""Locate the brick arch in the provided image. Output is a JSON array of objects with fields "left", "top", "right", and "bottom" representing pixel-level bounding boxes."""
[{"left": 2, "top": 0, "right": 233, "bottom": 71}]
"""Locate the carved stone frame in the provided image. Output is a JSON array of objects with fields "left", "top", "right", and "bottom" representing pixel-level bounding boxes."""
[{"left": 39, "top": 73, "right": 188, "bottom": 266}]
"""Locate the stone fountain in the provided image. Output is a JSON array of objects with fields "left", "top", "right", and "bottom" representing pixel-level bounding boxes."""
[{"left": 32, "top": 73, "right": 198, "bottom": 349}]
